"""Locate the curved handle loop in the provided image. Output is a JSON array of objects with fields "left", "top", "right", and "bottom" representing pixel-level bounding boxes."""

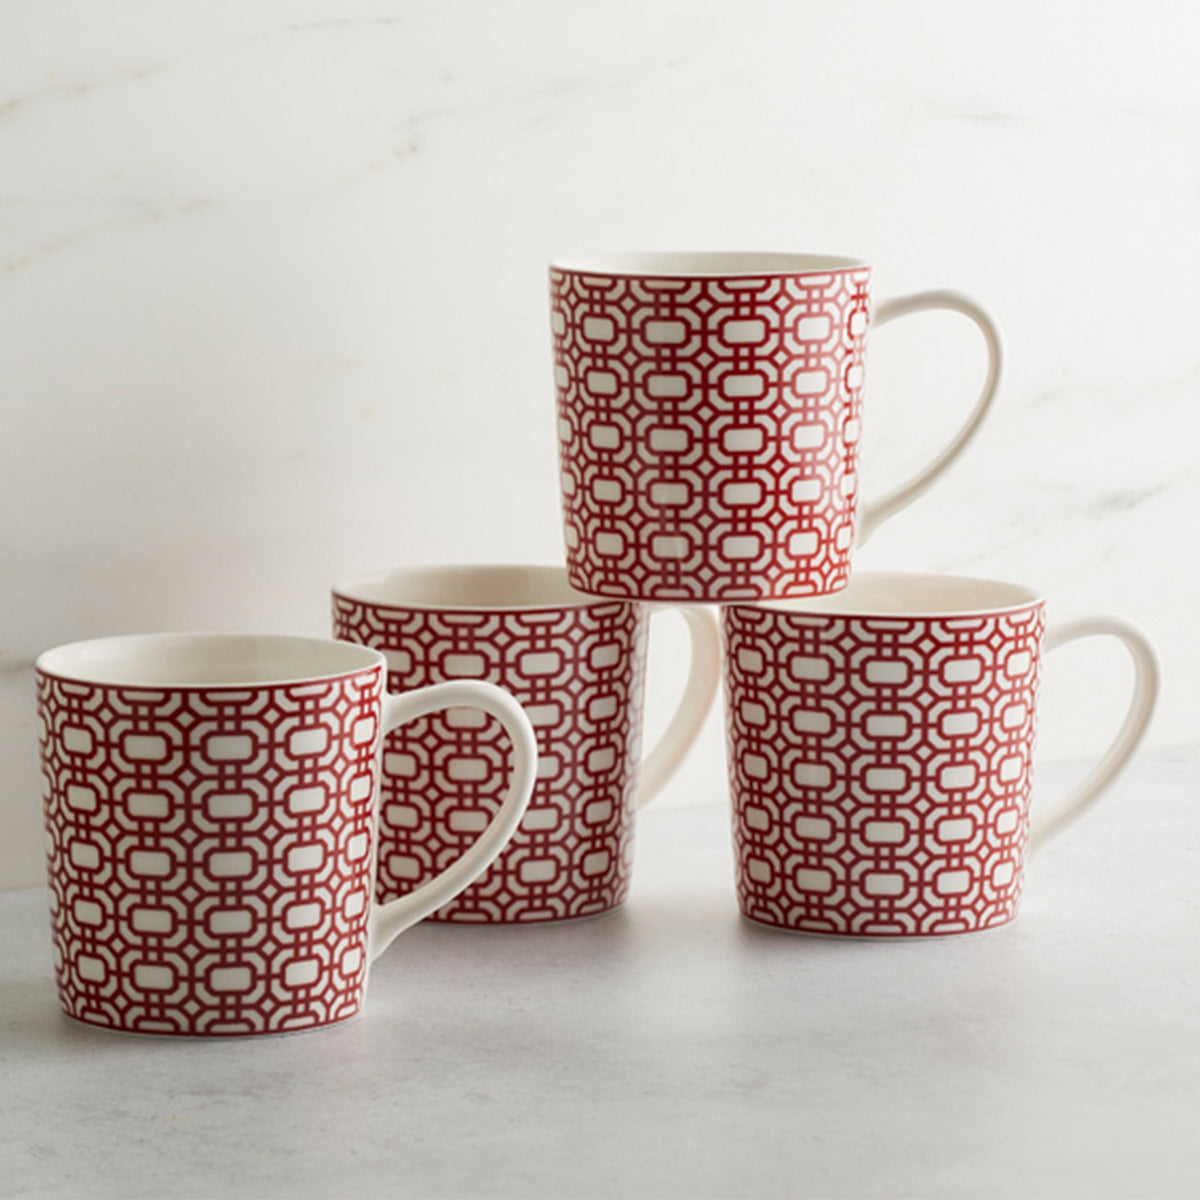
[
  {"left": 1030, "top": 615, "right": 1160, "bottom": 851},
  {"left": 637, "top": 605, "right": 721, "bottom": 807},
  {"left": 857, "top": 289, "right": 1004, "bottom": 545},
  {"left": 367, "top": 680, "right": 537, "bottom": 960}
]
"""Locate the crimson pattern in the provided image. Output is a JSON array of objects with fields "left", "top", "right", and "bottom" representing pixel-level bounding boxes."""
[
  {"left": 38, "top": 667, "right": 384, "bottom": 1036},
  {"left": 333, "top": 596, "right": 647, "bottom": 922},
  {"left": 722, "top": 603, "right": 1046, "bottom": 935},
  {"left": 551, "top": 265, "right": 872, "bottom": 601}
]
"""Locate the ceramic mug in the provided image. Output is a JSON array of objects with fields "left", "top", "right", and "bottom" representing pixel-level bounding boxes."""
[
  {"left": 551, "top": 252, "right": 1002, "bottom": 602},
  {"left": 721, "top": 573, "right": 1159, "bottom": 936},
  {"left": 332, "top": 564, "right": 720, "bottom": 923},
  {"left": 36, "top": 633, "right": 537, "bottom": 1036}
]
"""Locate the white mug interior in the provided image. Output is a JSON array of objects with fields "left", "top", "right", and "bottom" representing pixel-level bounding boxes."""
[
  {"left": 550, "top": 251, "right": 866, "bottom": 277},
  {"left": 36, "top": 633, "right": 383, "bottom": 688},
  {"left": 754, "top": 572, "right": 1042, "bottom": 618},
  {"left": 333, "top": 564, "right": 608, "bottom": 612}
]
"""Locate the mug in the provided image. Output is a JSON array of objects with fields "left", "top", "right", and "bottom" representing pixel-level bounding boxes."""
[
  {"left": 36, "top": 633, "right": 537, "bottom": 1036},
  {"left": 332, "top": 564, "right": 720, "bottom": 923},
  {"left": 551, "top": 252, "right": 1002, "bottom": 602},
  {"left": 721, "top": 573, "right": 1159, "bottom": 936}
]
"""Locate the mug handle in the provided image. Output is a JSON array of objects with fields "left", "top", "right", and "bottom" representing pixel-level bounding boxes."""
[
  {"left": 1029, "top": 615, "right": 1161, "bottom": 851},
  {"left": 637, "top": 605, "right": 722, "bottom": 807},
  {"left": 367, "top": 680, "right": 537, "bottom": 960},
  {"left": 856, "top": 290, "right": 1004, "bottom": 545}
]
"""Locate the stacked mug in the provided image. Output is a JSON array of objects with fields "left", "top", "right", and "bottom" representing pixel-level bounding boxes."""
[{"left": 36, "top": 251, "right": 1160, "bottom": 1038}]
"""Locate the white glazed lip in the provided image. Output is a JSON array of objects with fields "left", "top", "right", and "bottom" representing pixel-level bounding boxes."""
[
  {"left": 549, "top": 251, "right": 867, "bottom": 278},
  {"left": 746, "top": 572, "right": 1043, "bottom": 619},
  {"left": 36, "top": 632, "right": 385, "bottom": 688},
  {"left": 332, "top": 564, "right": 621, "bottom": 613}
]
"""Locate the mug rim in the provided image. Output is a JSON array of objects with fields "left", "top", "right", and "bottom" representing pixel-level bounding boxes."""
[
  {"left": 549, "top": 251, "right": 868, "bottom": 278},
  {"left": 735, "top": 572, "right": 1044, "bottom": 619},
  {"left": 36, "top": 632, "right": 386, "bottom": 689},
  {"left": 332, "top": 563, "right": 626, "bottom": 614}
]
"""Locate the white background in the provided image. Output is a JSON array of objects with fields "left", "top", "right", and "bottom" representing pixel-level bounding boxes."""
[{"left": 2, "top": 1, "right": 1194, "bottom": 889}]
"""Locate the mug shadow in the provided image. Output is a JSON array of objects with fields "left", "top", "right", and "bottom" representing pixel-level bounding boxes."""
[
  {"left": 0, "top": 976, "right": 119, "bottom": 1056},
  {"left": 390, "top": 902, "right": 641, "bottom": 964}
]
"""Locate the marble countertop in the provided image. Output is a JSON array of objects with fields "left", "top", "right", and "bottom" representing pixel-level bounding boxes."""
[{"left": 3, "top": 748, "right": 1198, "bottom": 1199}]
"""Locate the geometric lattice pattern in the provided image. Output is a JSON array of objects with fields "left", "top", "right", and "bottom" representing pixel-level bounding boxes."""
[
  {"left": 37, "top": 665, "right": 384, "bottom": 1036},
  {"left": 551, "top": 264, "right": 871, "bottom": 601},
  {"left": 333, "top": 596, "right": 648, "bottom": 923},
  {"left": 722, "top": 601, "right": 1046, "bottom": 935}
]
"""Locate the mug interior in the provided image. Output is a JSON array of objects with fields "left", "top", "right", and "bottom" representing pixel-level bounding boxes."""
[
  {"left": 333, "top": 564, "right": 607, "bottom": 612},
  {"left": 756, "top": 572, "right": 1042, "bottom": 617},
  {"left": 36, "top": 633, "right": 383, "bottom": 687},
  {"left": 550, "top": 251, "right": 866, "bottom": 277}
]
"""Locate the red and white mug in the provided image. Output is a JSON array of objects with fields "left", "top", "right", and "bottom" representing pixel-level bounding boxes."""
[
  {"left": 37, "top": 633, "right": 537, "bottom": 1036},
  {"left": 332, "top": 564, "right": 720, "bottom": 923},
  {"left": 551, "top": 252, "right": 1002, "bottom": 602},
  {"left": 721, "top": 573, "right": 1159, "bottom": 936}
]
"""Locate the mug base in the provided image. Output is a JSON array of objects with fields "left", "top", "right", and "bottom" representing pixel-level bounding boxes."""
[
  {"left": 738, "top": 911, "right": 1018, "bottom": 940},
  {"left": 424, "top": 901, "right": 626, "bottom": 927},
  {"left": 57, "top": 1005, "right": 364, "bottom": 1039},
  {"left": 564, "top": 574, "right": 852, "bottom": 606}
]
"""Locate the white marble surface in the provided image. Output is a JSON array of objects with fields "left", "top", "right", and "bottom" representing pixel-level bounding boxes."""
[
  {"left": 2, "top": 748, "right": 1198, "bottom": 1199},
  {"left": 2, "top": 1, "right": 1197, "bottom": 887}
]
